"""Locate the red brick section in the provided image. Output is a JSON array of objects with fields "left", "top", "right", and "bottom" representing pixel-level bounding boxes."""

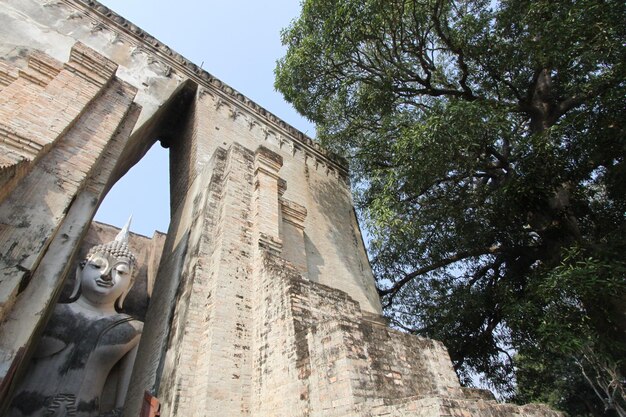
[
  {"left": 0, "top": 53, "right": 61, "bottom": 199},
  {"left": 140, "top": 391, "right": 161, "bottom": 417},
  {"left": 0, "top": 61, "right": 19, "bottom": 89},
  {"left": 0, "top": 44, "right": 115, "bottom": 201}
]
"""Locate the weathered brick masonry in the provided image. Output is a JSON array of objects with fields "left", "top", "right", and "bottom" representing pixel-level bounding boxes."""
[{"left": 0, "top": 1, "right": 561, "bottom": 416}]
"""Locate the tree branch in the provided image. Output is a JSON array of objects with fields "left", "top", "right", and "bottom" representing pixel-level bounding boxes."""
[
  {"left": 378, "top": 246, "right": 501, "bottom": 304},
  {"left": 551, "top": 77, "right": 620, "bottom": 124},
  {"left": 431, "top": 0, "right": 477, "bottom": 101}
]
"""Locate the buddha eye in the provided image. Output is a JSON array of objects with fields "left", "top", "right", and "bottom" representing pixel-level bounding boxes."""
[
  {"left": 88, "top": 257, "right": 106, "bottom": 269},
  {"left": 115, "top": 264, "right": 130, "bottom": 275}
]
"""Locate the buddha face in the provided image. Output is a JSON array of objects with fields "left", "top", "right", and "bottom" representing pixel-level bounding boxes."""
[{"left": 79, "top": 252, "right": 134, "bottom": 307}]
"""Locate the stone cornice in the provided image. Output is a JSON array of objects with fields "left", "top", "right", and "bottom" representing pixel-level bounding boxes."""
[
  {"left": 58, "top": 0, "right": 349, "bottom": 177},
  {"left": 65, "top": 42, "right": 117, "bottom": 87}
]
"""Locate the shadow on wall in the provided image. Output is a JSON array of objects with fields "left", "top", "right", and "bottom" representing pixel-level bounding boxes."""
[
  {"left": 304, "top": 232, "right": 323, "bottom": 283},
  {"left": 311, "top": 176, "right": 367, "bottom": 273},
  {"left": 309, "top": 173, "right": 383, "bottom": 312}
]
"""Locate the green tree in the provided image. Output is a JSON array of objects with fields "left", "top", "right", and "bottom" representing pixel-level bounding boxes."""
[{"left": 275, "top": 0, "right": 626, "bottom": 414}]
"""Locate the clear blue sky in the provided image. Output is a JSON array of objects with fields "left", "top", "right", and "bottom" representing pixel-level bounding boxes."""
[{"left": 95, "top": 0, "right": 314, "bottom": 236}]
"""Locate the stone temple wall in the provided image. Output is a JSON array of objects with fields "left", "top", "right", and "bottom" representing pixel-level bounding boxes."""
[{"left": 0, "top": 1, "right": 561, "bottom": 416}]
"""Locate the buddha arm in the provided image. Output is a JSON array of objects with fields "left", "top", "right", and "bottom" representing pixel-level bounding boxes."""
[{"left": 115, "top": 339, "right": 140, "bottom": 409}]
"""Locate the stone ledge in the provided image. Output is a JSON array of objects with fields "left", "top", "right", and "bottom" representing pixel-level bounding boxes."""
[
  {"left": 65, "top": 41, "right": 117, "bottom": 86},
  {"left": 280, "top": 199, "right": 307, "bottom": 230}
]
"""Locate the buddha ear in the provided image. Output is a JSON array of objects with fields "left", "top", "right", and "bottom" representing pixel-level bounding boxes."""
[
  {"left": 115, "top": 272, "right": 135, "bottom": 311},
  {"left": 115, "top": 288, "right": 129, "bottom": 311},
  {"left": 70, "top": 263, "right": 84, "bottom": 300}
]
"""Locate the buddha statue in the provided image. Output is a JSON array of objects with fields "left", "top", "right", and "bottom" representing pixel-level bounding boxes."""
[{"left": 9, "top": 219, "right": 143, "bottom": 417}]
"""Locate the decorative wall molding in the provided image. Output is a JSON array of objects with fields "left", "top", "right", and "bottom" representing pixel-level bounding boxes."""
[
  {"left": 198, "top": 88, "right": 344, "bottom": 181},
  {"left": 58, "top": 0, "right": 349, "bottom": 178}
]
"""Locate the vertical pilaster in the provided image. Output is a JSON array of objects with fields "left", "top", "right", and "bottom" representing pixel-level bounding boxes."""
[
  {"left": 253, "top": 146, "right": 283, "bottom": 254},
  {"left": 249, "top": 146, "right": 311, "bottom": 417},
  {"left": 189, "top": 143, "right": 255, "bottom": 417},
  {"left": 280, "top": 198, "right": 308, "bottom": 276}
]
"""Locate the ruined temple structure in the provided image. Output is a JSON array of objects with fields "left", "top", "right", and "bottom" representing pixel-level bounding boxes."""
[{"left": 0, "top": 1, "right": 561, "bottom": 416}]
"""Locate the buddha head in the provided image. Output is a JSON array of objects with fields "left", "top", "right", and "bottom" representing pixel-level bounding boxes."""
[{"left": 71, "top": 218, "right": 137, "bottom": 311}]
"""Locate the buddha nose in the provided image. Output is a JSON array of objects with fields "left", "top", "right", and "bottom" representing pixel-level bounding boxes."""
[{"left": 100, "top": 265, "right": 113, "bottom": 281}]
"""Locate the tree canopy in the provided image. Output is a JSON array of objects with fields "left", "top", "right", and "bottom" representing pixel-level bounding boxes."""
[{"left": 275, "top": 0, "right": 626, "bottom": 414}]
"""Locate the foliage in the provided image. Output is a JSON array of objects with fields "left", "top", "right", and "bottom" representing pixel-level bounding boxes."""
[{"left": 276, "top": 0, "right": 626, "bottom": 414}]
